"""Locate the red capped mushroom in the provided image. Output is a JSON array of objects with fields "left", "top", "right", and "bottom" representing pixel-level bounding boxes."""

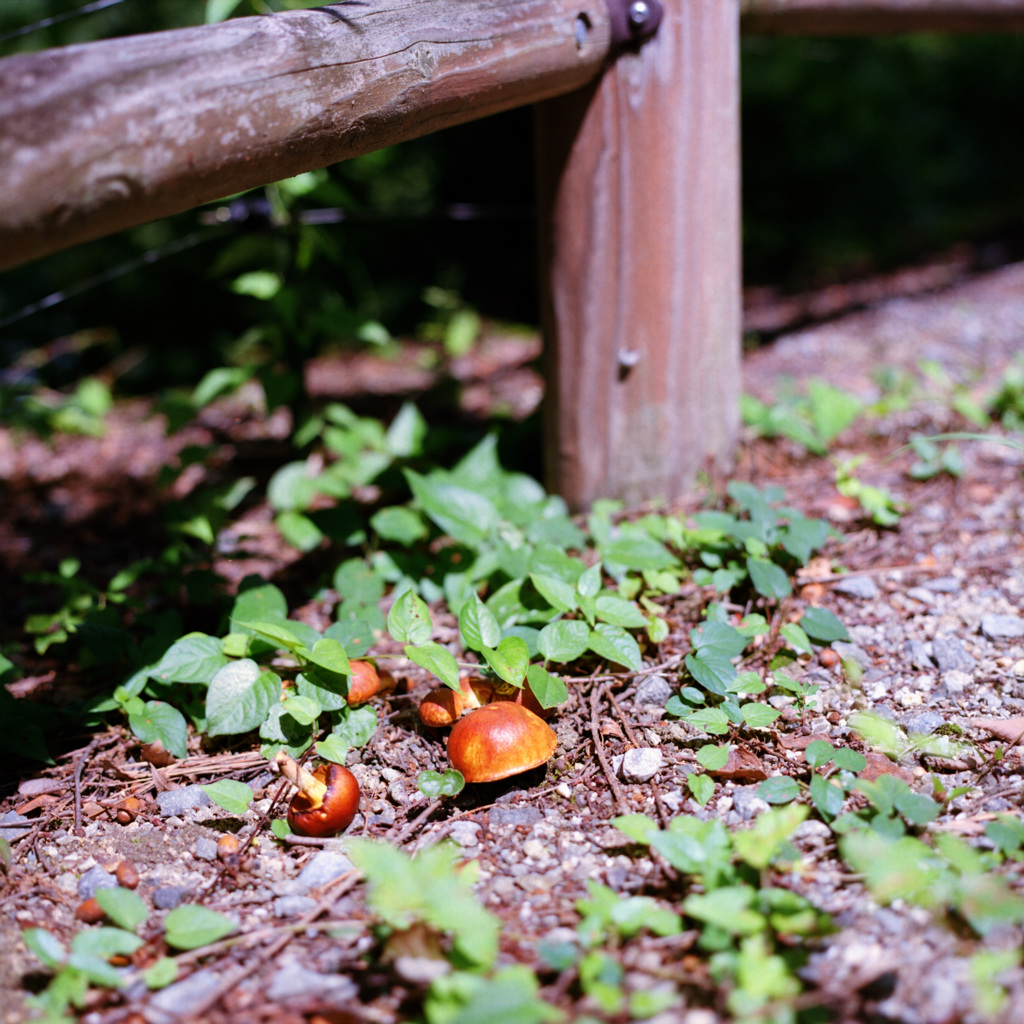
[
  {"left": 419, "top": 677, "right": 494, "bottom": 728},
  {"left": 346, "top": 661, "right": 395, "bottom": 705},
  {"left": 446, "top": 702, "right": 557, "bottom": 783},
  {"left": 274, "top": 752, "right": 360, "bottom": 837}
]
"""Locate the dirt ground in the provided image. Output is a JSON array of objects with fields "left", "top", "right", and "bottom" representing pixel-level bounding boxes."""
[{"left": 2, "top": 255, "right": 1024, "bottom": 1023}]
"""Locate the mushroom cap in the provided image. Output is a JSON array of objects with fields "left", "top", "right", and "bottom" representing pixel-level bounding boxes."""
[
  {"left": 346, "top": 661, "right": 394, "bottom": 705},
  {"left": 446, "top": 702, "right": 557, "bottom": 783},
  {"left": 287, "top": 763, "right": 360, "bottom": 837},
  {"left": 419, "top": 677, "right": 493, "bottom": 728}
]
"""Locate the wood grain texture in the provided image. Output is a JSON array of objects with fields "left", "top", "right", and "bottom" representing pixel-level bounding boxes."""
[
  {"left": 537, "top": 0, "right": 742, "bottom": 510},
  {"left": 741, "top": 0, "right": 1024, "bottom": 34},
  {"left": 0, "top": 1, "right": 612, "bottom": 268}
]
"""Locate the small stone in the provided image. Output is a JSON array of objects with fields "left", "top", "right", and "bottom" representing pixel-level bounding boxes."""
[
  {"left": 273, "top": 896, "right": 318, "bottom": 918},
  {"left": 489, "top": 806, "right": 542, "bottom": 828},
  {"left": 905, "top": 639, "right": 934, "bottom": 670},
  {"left": 906, "top": 587, "right": 936, "bottom": 606},
  {"left": 981, "top": 614, "right": 1024, "bottom": 640},
  {"left": 832, "top": 641, "right": 872, "bottom": 669},
  {"left": 77, "top": 865, "right": 117, "bottom": 900},
  {"left": 293, "top": 850, "right": 355, "bottom": 894},
  {"left": 634, "top": 674, "right": 673, "bottom": 707},
  {"left": 921, "top": 576, "right": 961, "bottom": 594},
  {"left": 901, "top": 710, "right": 945, "bottom": 735},
  {"left": 144, "top": 968, "right": 227, "bottom": 1024},
  {"left": 156, "top": 785, "right": 212, "bottom": 818},
  {"left": 153, "top": 886, "right": 192, "bottom": 910},
  {"left": 834, "top": 576, "right": 879, "bottom": 600},
  {"left": 0, "top": 811, "right": 33, "bottom": 842},
  {"left": 619, "top": 747, "right": 664, "bottom": 783},
  {"left": 731, "top": 786, "right": 770, "bottom": 821},
  {"left": 940, "top": 670, "right": 972, "bottom": 697},
  {"left": 448, "top": 821, "right": 482, "bottom": 847},
  {"left": 932, "top": 635, "right": 976, "bottom": 673},
  {"left": 194, "top": 837, "right": 218, "bottom": 862},
  {"left": 266, "top": 958, "right": 358, "bottom": 1005}
]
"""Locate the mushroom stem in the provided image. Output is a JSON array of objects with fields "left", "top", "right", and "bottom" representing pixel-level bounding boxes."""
[{"left": 274, "top": 752, "right": 327, "bottom": 803}]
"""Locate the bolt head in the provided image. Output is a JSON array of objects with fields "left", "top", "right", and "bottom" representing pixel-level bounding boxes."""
[{"left": 628, "top": 0, "right": 651, "bottom": 28}]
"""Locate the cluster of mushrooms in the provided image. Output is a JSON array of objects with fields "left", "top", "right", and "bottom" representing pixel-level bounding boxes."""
[{"left": 272, "top": 662, "right": 558, "bottom": 838}]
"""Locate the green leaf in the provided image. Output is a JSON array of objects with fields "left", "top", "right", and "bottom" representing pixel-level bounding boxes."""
[
  {"left": 733, "top": 804, "right": 809, "bottom": 870},
  {"left": 685, "top": 706, "right": 731, "bottom": 735},
  {"left": 537, "top": 620, "right": 590, "bottom": 663},
  {"left": 71, "top": 926, "right": 143, "bottom": 958},
  {"left": 128, "top": 701, "right": 188, "bottom": 759},
  {"left": 602, "top": 535, "right": 677, "bottom": 571},
  {"left": 577, "top": 562, "right": 602, "bottom": 598},
  {"left": 331, "top": 704, "right": 378, "bottom": 748},
  {"left": 405, "top": 641, "right": 460, "bottom": 689},
  {"left": 164, "top": 906, "right": 236, "bottom": 950},
  {"left": 405, "top": 469, "right": 500, "bottom": 546},
  {"left": 230, "top": 578, "right": 287, "bottom": 626},
  {"left": 688, "top": 773, "right": 716, "bottom": 806},
  {"left": 371, "top": 505, "right": 427, "bottom": 545},
  {"left": 233, "top": 619, "right": 309, "bottom": 654},
  {"left": 832, "top": 747, "right": 867, "bottom": 772},
  {"left": 417, "top": 769, "right": 465, "bottom": 798},
  {"left": 206, "top": 661, "right": 280, "bottom": 737},
  {"left": 741, "top": 703, "right": 781, "bottom": 729},
  {"left": 68, "top": 951, "right": 127, "bottom": 989},
  {"left": 810, "top": 773, "right": 845, "bottom": 819},
  {"left": 388, "top": 589, "right": 433, "bottom": 645},
  {"left": 696, "top": 744, "right": 730, "bottom": 771},
  {"left": 460, "top": 595, "right": 502, "bottom": 653},
  {"left": 529, "top": 572, "right": 577, "bottom": 613},
  {"left": 384, "top": 401, "right": 427, "bottom": 457},
  {"left": 780, "top": 623, "right": 812, "bottom": 655},
  {"left": 758, "top": 777, "right": 801, "bottom": 804},
  {"left": 277, "top": 510, "right": 324, "bottom": 552},
  {"left": 306, "top": 637, "right": 351, "bottom": 678},
  {"left": 144, "top": 957, "right": 179, "bottom": 990},
  {"left": 94, "top": 888, "right": 149, "bottom": 933},
  {"left": 611, "top": 813, "right": 659, "bottom": 844},
  {"left": 526, "top": 664, "right": 569, "bottom": 709},
  {"left": 594, "top": 595, "right": 648, "bottom": 629},
  {"left": 804, "top": 740, "right": 835, "bottom": 768},
  {"left": 801, "top": 606, "right": 851, "bottom": 644},
  {"left": 150, "top": 632, "right": 228, "bottom": 684},
  {"left": 588, "top": 623, "right": 642, "bottom": 671},
  {"left": 747, "top": 557, "right": 792, "bottom": 599},
  {"left": 199, "top": 779, "right": 254, "bottom": 816},
  {"left": 481, "top": 636, "right": 530, "bottom": 686},
  {"left": 281, "top": 694, "right": 320, "bottom": 725},
  {"left": 315, "top": 733, "right": 349, "bottom": 764},
  {"left": 23, "top": 927, "right": 66, "bottom": 969}
]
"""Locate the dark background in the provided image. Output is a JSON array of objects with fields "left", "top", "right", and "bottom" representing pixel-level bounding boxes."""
[{"left": 2, "top": 0, "right": 1023, "bottom": 392}]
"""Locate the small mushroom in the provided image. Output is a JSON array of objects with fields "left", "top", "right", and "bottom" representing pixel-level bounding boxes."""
[
  {"left": 347, "top": 661, "right": 396, "bottom": 705},
  {"left": 446, "top": 702, "right": 558, "bottom": 783},
  {"left": 419, "top": 677, "right": 494, "bottom": 728},
  {"left": 274, "top": 752, "right": 360, "bottom": 837}
]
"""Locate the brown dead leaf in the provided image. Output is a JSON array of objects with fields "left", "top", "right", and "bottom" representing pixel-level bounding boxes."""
[
  {"left": 858, "top": 751, "right": 915, "bottom": 784},
  {"left": 15, "top": 794, "right": 59, "bottom": 815},
  {"left": 709, "top": 748, "right": 768, "bottom": 782},
  {"left": 973, "top": 717, "right": 1024, "bottom": 745}
]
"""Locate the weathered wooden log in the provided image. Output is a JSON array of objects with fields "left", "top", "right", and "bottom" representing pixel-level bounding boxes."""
[
  {"left": 741, "top": 0, "right": 1024, "bottom": 34},
  {"left": 0, "top": 0, "right": 613, "bottom": 270},
  {"left": 537, "top": 0, "right": 741, "bottom": 509}
]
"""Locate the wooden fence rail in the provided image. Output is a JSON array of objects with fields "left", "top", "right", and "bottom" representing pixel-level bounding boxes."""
[{"left": 1, "top": 0, "right": 1022, "bottom": 508}]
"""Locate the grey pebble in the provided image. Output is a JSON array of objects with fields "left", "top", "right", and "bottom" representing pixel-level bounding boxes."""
[
  {"left": 901, "top": 710, "right": 945, "bottom": 735},
  {"left": 144, "top": 967, "right": 226, "bottom": 1024},
  {"left": 0, "top": 810, "right": 33, "bottom": 842},
  {"left": 834, "top": 576, "right": 879, "bottom": 600},
  {"left": 832, "top": 641, "right": 872, "bottom": 669},
  {"left": 618, "top": 747, "right": 663, "bottom": 783},
  {"left": 921, "top": 576, "right": 962, "bottom": 594},
  {"left": 293, "top": 850, "right": 355, "bottom": 894},
  {"left": 194, "top": 837, "right": 219, "bottom": 862},
  {"left": 905, "top": 639, "right": 934, "bottom": 671},
  {"left": 940, "top": 669, "right": 972, "bottom": 697},
  {"left": 906, "top": 586, "right": 936, "bottom": 605},
  {"left": 448, "top": 821, "right": 482, "bottom": 847},
  {"left": 634, "top": 674, "right": 673, "bottom": 707},
  {"left": 273, "top": 895, "right": 318, "bottom": 918},
  {"left": 77, "top": 865, "right": 118, "bottom": 900},
  {"left": 731, "top": 786, "right": 770, "bottom": 821},
  {"left": 156, "top": 785, "right": 212, "bottom": 818},
  {"left": 266, "top": 958, "right": 358, "bottom": 1005},
  {"left": 932, "top": 635, "right": 976, "bottom": 673},
  {"left": 152, "top": 886, "right": 192, "bottom": 910},
  {"left": 980, "top": 613, "right": 1024, "bottom": 640},
  {"left": 489, "top": 805, "right": 542, "bottom": 828}
]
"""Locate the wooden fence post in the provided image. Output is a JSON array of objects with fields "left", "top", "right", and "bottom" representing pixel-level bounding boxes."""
[{"left": 537, "top": 1, "right": 742, "bottom": 511}]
